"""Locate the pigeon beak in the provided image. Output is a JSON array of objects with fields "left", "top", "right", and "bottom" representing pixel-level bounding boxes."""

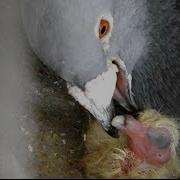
[
  {"left": 68, "top": 58, "right": 137, "bottom": 138},
  {"left": 112, "top": 58, "right": 137, "bottom": 114}
]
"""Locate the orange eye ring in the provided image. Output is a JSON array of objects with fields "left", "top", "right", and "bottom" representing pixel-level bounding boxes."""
[{"left": 99, "top": 19, "right": 110, "bottom": 39}]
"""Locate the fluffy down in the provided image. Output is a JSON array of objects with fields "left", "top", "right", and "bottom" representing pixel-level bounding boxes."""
[{"left": 81, "top": 110, "right": 180, "bottom": 179}]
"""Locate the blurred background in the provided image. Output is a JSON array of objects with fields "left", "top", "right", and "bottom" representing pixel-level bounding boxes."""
[{"left": 0, "top": 0, "right": 90, "bottom": 178}]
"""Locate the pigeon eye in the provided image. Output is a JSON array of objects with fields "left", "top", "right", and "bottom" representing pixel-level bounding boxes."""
[{"left": 99, "top": 19, "right": 110, "bottom": 39}]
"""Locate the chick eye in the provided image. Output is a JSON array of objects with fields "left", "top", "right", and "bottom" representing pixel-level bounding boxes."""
[{"left": 99, "top": 19, "right": 110, "bottom": 39}]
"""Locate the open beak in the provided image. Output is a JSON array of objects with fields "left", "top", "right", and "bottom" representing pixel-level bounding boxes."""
[
  {"left": 67, "top": 58, "right": 137, "bottom": 137},
  {"left": 112, "top": 58, "right": 138, "bottom": 114}
]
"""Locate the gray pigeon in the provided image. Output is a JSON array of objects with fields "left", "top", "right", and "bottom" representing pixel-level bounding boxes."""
[{"left": 21, "top": 0, "right": 180, "bottom": 137}]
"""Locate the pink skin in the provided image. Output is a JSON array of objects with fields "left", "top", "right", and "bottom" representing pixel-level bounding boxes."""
[
  {"left": 119, "top": 115, "right": 171, "bottom": 167},
  {"left": 113, "top": 65, "right": 172, "bottom": 166}
]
